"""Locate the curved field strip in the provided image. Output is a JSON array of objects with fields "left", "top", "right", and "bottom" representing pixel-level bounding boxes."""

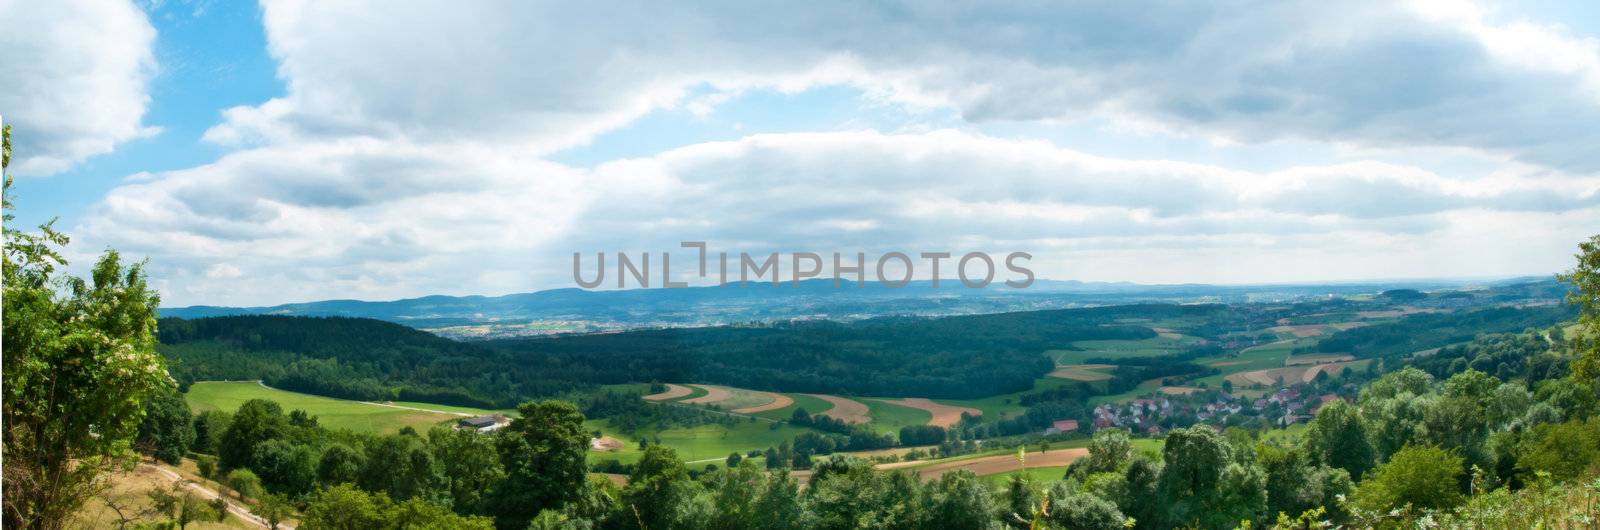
[
  {"left": 732, "top": 392, "right": 794, "bottom": 414},
  {"left": 1049, "top": 364, "right": 1114, "bottom": 381},
  {"left": 680, "top": 384, "right": 733, "bottom": 405},
  {"left": 643, "top": 383, "right": 694, "bottom": 401},
  {"left": 805, "top": 394, "right": 871, "bottom": 424},
  {"left": 880, "top": 448, "right": 1088, "bottom": 481},
  {"left": 875, "top": 398, "right": 981, "bottom": 427},
  {"left": 1285, "top": 353, "right": 1355, "bottom": 366}
]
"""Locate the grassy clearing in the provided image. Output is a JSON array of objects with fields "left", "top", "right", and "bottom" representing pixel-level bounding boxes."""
[
  {"left": 861, "top": 399, "right": 933, "bottom": 433},
  {"left": 585, "top": 418, "right": 813, "bottom": 465},
  {"left": 1052, "top": 334, "right": 1201, "bottom": 364},
  {"left": 934, "top": 377, "right": 1078, "bottom": 421},
  {"left": 979, "top": 466, "right": 1069, "bottom": 487},
  {"left": 751, "top": 393, "right": 836, "bottom": 421},
  {"left": 185, "top": 381, "right": 465, "bottom": 435}
]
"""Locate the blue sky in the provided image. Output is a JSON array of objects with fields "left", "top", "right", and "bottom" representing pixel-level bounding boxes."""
[{"left": 3, "top": 0, "right": 1599, "bottom": 306}]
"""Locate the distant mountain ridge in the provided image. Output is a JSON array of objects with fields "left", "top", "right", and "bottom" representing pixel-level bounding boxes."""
[{"left": 159, "top": 276, "right": 1563, "bottom": 339}]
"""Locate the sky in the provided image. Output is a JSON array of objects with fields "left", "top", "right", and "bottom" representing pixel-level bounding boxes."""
[{"left": 2, "top": 0, "right": 1599, "bottom": 307}]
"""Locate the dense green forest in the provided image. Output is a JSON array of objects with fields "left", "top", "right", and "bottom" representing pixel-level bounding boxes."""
[
  {"left": 159, "top": 304, "right": 1222, "bottom": 403},
  {"left": 158, "top": 315, "right": 583, "bottom": 408},
  {"left": 1302, "top": 305, "right": 1575, "bottom": 360}
]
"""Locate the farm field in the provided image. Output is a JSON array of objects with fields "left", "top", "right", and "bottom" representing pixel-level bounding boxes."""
[
  {"left": 185, "top": 381, "right": 478, "bottom": 435},
  {"left": 584, "top": 418, "right": 812, "bottom": 465},
  {"left": 874, "top": 398, "right": 981, "bottom": 428},
  {"left": 862, "top": 398, "right": 934, "bottom": 432},
  {"left": 1048, "top": 364, "right": 1114, "bottom": 381},
  {"left": 1052, "top": 333, "right": 1202, "bottom": 364},
  {"left": 750, "top": 393, "right": 841, "bottom": 421},
  {"left": 979, "top": 465, "right": 1070, "bottom": 487}
]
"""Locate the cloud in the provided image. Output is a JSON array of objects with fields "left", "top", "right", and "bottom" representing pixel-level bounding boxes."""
[
  {"left": 0, "top": 0, "right": 158, "bottom": 176},
  {"left": 78, "top": 130, "right": 1600, "bottom": 305},
  {"left": 205, "top": 0, "right": 1600, "bottom": 172}
]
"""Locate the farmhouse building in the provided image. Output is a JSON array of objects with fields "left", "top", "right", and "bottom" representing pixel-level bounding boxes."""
[{"left": 458, "top": 415, "right": 511, "bottom": 432}]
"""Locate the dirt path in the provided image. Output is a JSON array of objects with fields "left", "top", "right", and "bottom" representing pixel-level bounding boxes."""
[
  {"left": 877, "top": 448, "right": 1088, "bottom": 481},
  {"left": 144, "top": 464, "right": 290, "bottom": 529},
  {"left": 643, "top": 383, "right": 694, "bottom": 401},
  {"left": 876, "top": 398, "right": 981, "bottom": 427},
  {"left": 358, "top": 400, "right": 473, "bottom": 417},
  {"left": 805, "top": 394, "right": 872, "bottom": 423},
  {"left": 732, "top": 392, "right": 795, "bottom": 413},
  {"left": 681, "top": 384, "right": 733, "bottom": 405}
]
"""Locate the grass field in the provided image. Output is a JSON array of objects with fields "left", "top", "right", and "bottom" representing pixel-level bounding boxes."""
[
  {"left": 934, "top": 377, "right": 1079, "bottom": 421},
  {"left": 979, "top": 466, "right": 1069, "bottom": 487},
  {"left": 185, "top": 381, "right": 479, "bottom": 435},
  {"left": 1052, "top": 334, "right": 1201, "bottom": 364},
  {"left": 585, "top": 418, "right": 813, "bottom": 465},
  {"left": 751, "top": 393, "right": 837, "bottom": 421},
  {"left": 861, "top": 398, "right": 933, "bottom": 433}
]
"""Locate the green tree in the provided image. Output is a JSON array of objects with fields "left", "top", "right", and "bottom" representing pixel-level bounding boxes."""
[
  {"left": 316, "top": 443, "right": 365, "bottom": 485},
  {"left": 428, "top": 426, "right": 505, "bottom": 514},
  {"left": 1351, "top": 445, "right": 1465, "bottom": 513},
  {"left": 359, "top": 433, "right": 449, "bottom": 506},
  {"left": 219, "top": 399, "right": 287, "bottom": 471},
  {"left": 1557, "top": 234, "right": 1600, "bottom": 389},
  {"left": 750, "top": 465, "right": 805, "bottom": 530},
  {"left": 620, "top": 445, "right": 708, "bottom": 529},
  {"left": 255, "top": 492, "right": 293, "bottom": 530},
  {"left": 196, "top": 455, "right": 218, "bottom": 480},
  {"left": 225, "top": 468, "right": 262, "bottom": 501},
  {"left": 1047, "top": 482, "right": 1126, "bottom": 530},
  {"left": 1516, "top": 418, "right": 1600, "bottom": 482},
  {"left": 3, "top": 141, "right": 173, "bottom": 529},
  {"left": 252, "top": 439, "right": 318, "bottom": 497},
  {"left": 145, "top": 484, "right": 225, "bottom": 530},
  {"left": 1084, "top": 429, "right": 1133, "bottom": 474},
  {"left": 191, "top": 410, "right": 231, "bottom": 455},
  {"left": 920, "top": 470, "right": 996, "bottom": 530},
  {"left": 301, "top": 483, "right": 388, "bottom": 530},
  {"left": 490, "top": 400, "right": 592, "bottom": 528},
  {"left": 136, "top": 389, "right": 197, "bottom": 465}
]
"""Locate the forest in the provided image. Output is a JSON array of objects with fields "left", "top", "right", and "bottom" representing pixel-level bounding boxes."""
[{"left": 158, "top": 303, "right": 1220, "bottom": 404}]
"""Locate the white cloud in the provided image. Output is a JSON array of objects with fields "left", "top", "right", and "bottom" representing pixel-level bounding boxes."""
[
  {"left": 79, "top": 129, "right": 1600, "bottom": 305},
  {"left": 56, "top": 0, "right": 1600, "bottom": 305},
  {"left": 203, "top": 0, "right": 1600, "bottom": 171},
  {"left": 0, "top": 0, "right": 158, "bottom": 176}
]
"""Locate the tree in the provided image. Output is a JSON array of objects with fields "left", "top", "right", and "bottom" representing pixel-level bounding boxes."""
[
  {"left": 490, "top": 400, "right": 592, "bottom": 528},
  {"left": 252, "top": 439, "right": 318, "bottom": 497},
  {"left": 225, "top": 468, "right": 262, "bottom": 501},
  {"left": 3, "top": 141, "right": 173, "bottom": 529},
  {"left": 359, "top": 433, "right": 449, "bottom": 505},
  {"left": 1516, "top": 418, "right": 1600, "bottom": 482},
  {"left": 1304, "top": 400, "right": 1373, "bottom": 479},
  {"left": 255, "top": 492, "right": 292, "bottom": 530},
  {"left": 145, "top": 484, "right": 225, "bottom": 530},
  {"left": 621, "top": 445, "right": 707, "bottom": 529},
  {"left": 1084, "top": 429, "right": 1133, "bottom": 474},
  {"left": 428, "top": 426, "right": 505, "bottom": 514},
  {"left": 1351, "top": 445, "right": 1465, "bottom": 513},
  {"left": 191, "top": 410, "right": 231, "bottom": 455},
  {"left": 317, "top": 443, "right": 364, "bottom": 485},
  {"left": 725, "top": 452, "right": 743, "bottom": 468},
  {"left": 219, "top": 399, "right": 287, "bottom": 471},
  {"left": 920, "top": 470, "right": 997, "bottom": 530},
  {"left": 1046, "top": 483, "right": 1126, "bottom": 530},
  {"left": 1557, "top": 234, "right": 1600, "bottom": 389},
  {"left": 136, "top": 389, "right": 197, "bottom": 465},
  {"left": 301, "top": 483, "right": 388, "bottom": 530},
  {"left": 196, "top": 455, "right": 217, "bottom": 480}
]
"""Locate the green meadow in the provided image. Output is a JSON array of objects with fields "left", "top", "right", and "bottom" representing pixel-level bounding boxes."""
[{"left": 185, "top": 381, "right": 486, "bottom": 435}]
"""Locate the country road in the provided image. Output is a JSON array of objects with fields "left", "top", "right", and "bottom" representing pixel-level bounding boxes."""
[{"left": 144, "top": 464, "right": 292, "bottom": 529}]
